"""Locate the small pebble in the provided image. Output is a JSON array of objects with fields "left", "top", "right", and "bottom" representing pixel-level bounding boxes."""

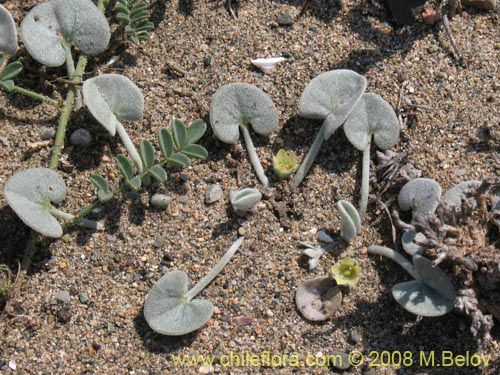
[
  {"left": 331, "top": 352, "right": 350, "bottom": 370},
  {"left": 150, "top": 194, "right": 172, "bottom": 208},
  {"left": 198, "top": 365, "right": 214, "bottom": 374},
  {"left": 238, "top": 227, "right": 246, "bottom": 236},
  {"left": 153, "top": 236, "right": 165, "bottom": 248},
  {"left": 56, "top": 290, "right": 71, "bottom": 304},
  {"left": 107, "top": 323, "right": 116, "bottom": 333},
  {"left": 39, "top": 126, "right": 56, "bottom": 140},
  {"left": 317, "top": 230, "right": 333, "bottom": 243},
  {"left": 232, "top": 316, "right": 255, "bottom": 326},
  {"left": 203, "top": 56, "right": 211, "bottom": 67},
  {"left": 70, "top": 128, "right": 92, "bottom": 146},
  {"left": 277, "top": 13, "right": 294, "bottom": 26},
  {"left": 205, "top": 184, "right": 223, "bottom": 204},
  {"left": 79, "top": 292, "right": 89, "bottom": 304}
]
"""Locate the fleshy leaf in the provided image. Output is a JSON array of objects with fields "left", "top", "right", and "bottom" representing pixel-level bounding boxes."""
[
  {"left": 210, "top": 83, "right": 279, "bottom": 144},
  {"left": 172, "top": 120, "right": 187, "bottom": 149},
  {"left": 337, "top": 200, "right": 361, "bottom": 243},
  {"left": 166, "top": 152, "right": 190, "bottom": 168},
  {"left": 0, "top": 4, "right": 18, "bottom": 55},
  {"left": 4, "top": 168, "right": 66, "bottom": 238},
  {"left": 20, "top": 0, "right": 110, "bottom": 67},
  {"left": 0, "top": 62, "right": 23, "bottom": 81},
  {"left": 187, "top": 119, "right": 207, "bottom": 144},
  {"left": 158, "top": 128, "right": 174, "bottom": 158},
  {"left": 126, "top": 175, "right": 142, "bottom": 191},
  {"left": 83, "top": 74, "right": 144, "bottom": 136},
  {"left": 139, "top": 139, "right": 155, "bottom": 169},
  {"left": 148, "top": 165, "right": 167, "bottom": 182},
  {"left": 298, "top": 70, "right": 367, "bottom": 140},
  {"left": 398, "top": 178, "right": 442, "bottom": 220},
  {"left": 181, "top": 144, "right": 208, "bottom": 160},
  {"left": 116, "top": 154, "right": 134, "bottom": 180},
  {"left": 344, "top": 93, "right": 400, "bottom": 151},
  {"left": 229, "top": 188, "right": 262, "bottom": 217}
]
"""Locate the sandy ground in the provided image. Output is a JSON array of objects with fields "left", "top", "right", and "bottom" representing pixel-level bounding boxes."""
[{"left": 0, "top": 0, "right": 499, "bottom": 374}]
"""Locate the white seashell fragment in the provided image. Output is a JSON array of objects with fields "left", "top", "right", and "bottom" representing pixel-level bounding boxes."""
[{"left": 251, "top": 57, "right": 286, "bottom": 74}]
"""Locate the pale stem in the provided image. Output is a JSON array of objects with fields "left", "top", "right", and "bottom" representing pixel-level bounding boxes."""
[
  {"left": 368, "top": 245, "right": 419, "bottom": 279},
  {"left": 115, "top": 120, "right": 144, "bottom": 173},
  {"left": 239, "top": 125, "right": 269, "bottom": 187},
  {"left": 185, "top": 237, "right": 244, "bottom": 302},
  {"left": 50, "top": 207, "right": 104, "bottom": 230},
  {"left": 290, "top": 122, "right": 326, "bottom": 189},
  {"left": 358, "top": 137, "right": 371, "bottom": 220}
]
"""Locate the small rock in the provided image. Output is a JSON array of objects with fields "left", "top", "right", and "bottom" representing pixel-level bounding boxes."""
[
  {"left": 56, "top": 308, "right": 72, "bottom": 323},
  {"left": 56, "top": 290, "right": 71, "bottom": 304},
  {"left": 462, "top": 0, "right": 497, "bottom": 10},
  {"left": 39, "top": 126, "right": 56, "bottom": 140},
  {"left": 277, "top": 13, "right": 294, "bottom": 26},
  {"left": 365, "top": 369, "right": 377, "bottom": 375},
  {"left": 203, "top": 56, "right": 211, "bottom": 67},
  {"left": 150, "top": 194, "right": 172, "bottom": 208},
  {"left": 198, "top": 365, "right": 214, "bottom": 374},
  {"left": 238, "top": 227, "right": 246, "bottom": 236},
  {"left": 232, "top": 316, "right": 255, "bottom": 326},
  {"left": 107, "top": 323, "right": 116, "bottom": 333},
  {"left": 177, "top": 195, "right": 189, "bottom": 204},
  {"left": 153, "top": 236, "right": 165, "bottom": 248},
  {"left": 205, "top": 184, "right": 223, "bottom": 204},
  {"left": 317, "top": 230, "right": 333, "bottom": 243},
  {"left": 70, "top": 128, "right": 92, "bottom": 146},
  {"left": 8, "top": 360, "right": 16, "bottom": 370},
  {"left": 331, "top": 351, "right": 350, "bottom": 370},
  {"left": 349, "top": 329, "right": 363, "bottom": 343},
  {"left": 79, "top": 292, "right": 89, "bottom": 304}
]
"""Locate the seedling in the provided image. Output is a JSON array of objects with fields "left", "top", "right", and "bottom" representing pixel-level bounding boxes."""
[
  {"left": 116, "top": 0, "right": 154, "bottom": 44},
  {"left": 398, "top": 178, "right": 442, "bottom": 220},
  {"left": 272, "top": 149, "right": 298, "bottom": 180},
  {"left": 144, "top": 237, "right": 244, "bottom": 335},
  {"left": 295, "top": 276, "right": 342, "bottom": 321},
  {"left": 343, "top": 93, "right": 400, "bottom": 219},
  {"left": 229, "top": 188, "right": 262, "bottom": 217},
  {"left": 20, "top": 0, "right": 110, "bottom": 70},
  {"left": 0, "top": 4, "right": 18, "bottom": 56},
  {"left": 337, "top": 200, "right": 361, "bottom": 243},
  {"left": 83, "top": 74, "right": 145, "bottom": 172},
  {"left": 291, "top": 70, "right": 367, "bottom": 188},
  {"left": 368, "top": 245, "right": 456, "bottom": 317},
  {"left": 331, "top": 257, "right": 362, "bottom": 286},
  {"left": 4, "top": 168, "right": 103, "bottom": 238},
  {"left": 210, "top": 83, "right": 279, "bottom": 187},
  {"left": 113, "top": 119, "right": 208, "bottom": 191}
]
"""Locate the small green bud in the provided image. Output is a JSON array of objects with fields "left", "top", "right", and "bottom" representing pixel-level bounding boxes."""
[{"left": 272, "top": 149, "right": 298, "bottom": 180}]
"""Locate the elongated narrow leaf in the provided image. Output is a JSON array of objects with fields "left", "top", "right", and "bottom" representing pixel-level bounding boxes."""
[
  {"left": 137, "top": 34, "right": 151, "bottom": 41},
  {"left": 130, "top": 11, "right": 150, "bottom": 24},
  {"left": 148, "top": 165, "right": 167, "bottom": 182},
  {"left": 0, "top": 62, "right": 23, "bottom": 81},
  {"left": 126, "top": 175, "right": 142, "bottom": 191},
  {"left": 139, "top": 139, "right": 155, "bottom": 169},
  {"left": 172, "top": 120, "right": 187, "bottom": 149},
  {"left": 116, "top": 4, "right": 129, "bottom": 13},
  {"left": 187, "top": 119, "right": 207, "bottom": 144},
  {"left": 159, "top": 128, "right": 174, "bottom": 158},
  {"left": 181, "top": 144, "right": 208, "bottom": 160},
  {"left": 131, "top": 2, "right": 149, "bottom": 13},
  {"left": 134, "top": 21, "right": 154, "bottom": 32},
  {"left": 0, "top": 54, "right": 5, "bottom": 67},
  {"left": 90, "top": 174, "right": 109, "bottom": 193},
  {"left": 117, "top": 13, "right": 131, "bottom": 23},
  {"left": 166, "top": 152, "right": 190, "bottom": 168},
  {"left": 116, "top": 154, "right": 134, "bottom": 180}
]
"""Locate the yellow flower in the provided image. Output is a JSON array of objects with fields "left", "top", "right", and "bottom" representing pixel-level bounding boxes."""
[
  {"left": 331, "top": 257, "right": 362, "bottom": 286},
  {"left": 272, "top": 149, "right": 298, "bottom": 180}
]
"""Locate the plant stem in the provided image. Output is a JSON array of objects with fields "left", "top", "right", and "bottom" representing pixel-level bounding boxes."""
[
  {"left": 0, "top": 81, "right": 60, "bottom": 107},
  {"left": 49, "top": 55, "right": 88, "bottom": 169},
  {"left": 115, "top": 120, "right": 144, "bottom": 173},
  {"left": 97, "top": 0, "right": 108, "bottom": 12},
  {"left": 368, "top": 245, "right": 418, "bottom": 279},
  {"left": 290, "top": 122, "right": 326, "bottom": 189},
  {"left": 358, "top": 137, "right": 371, "bottom": 220},
  {"left": 239, "top": 124, "right": 269, "bottom": 187},
  {"left": 50, "top": 207, "right": 103, "bottom": 230},
  {"left": 185, "top": 237, "right": 244, "bottom": 302}
]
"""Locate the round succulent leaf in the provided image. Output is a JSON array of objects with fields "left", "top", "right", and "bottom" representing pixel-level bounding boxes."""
[
  {"left": 4, "top": 168, "right": 66, "bottom": 238},
  {"left": 298, "top": 70, "right": 366, "bottom": 139},
  {"left": 413, "top": 255, "right": 456, "bottom": 302},
  {"left": 0, "top": 4, "right": 18, "bottom": 55},
  {"left": 401, "top": 230, "right": 427, "bottom": 256},
  {"left": 392, "top": 280, "right": 455, "bottom": 317},
  {"left": 210, "top": 83, "right": 279, "bottom": 144},
  {"left": 344, "top": 93, "right": 400, "bottom": 151},
  {"left": 144, "top": 270, "right": 214, "bottom": 335},
  {"left": 398, "top": 178, "right": 442, "bottom": 219},
  {"left": 295, "top": 276, "right": 342, "bottom": 321},
  {"left": 442, "top": 180, "right": 481, "bottom": 209},
  {"left": 20, "top": 0, "right": 110, "bottom": 67},
  {"left": 83, "top": 74, "right": 144, "bottom": 135}
]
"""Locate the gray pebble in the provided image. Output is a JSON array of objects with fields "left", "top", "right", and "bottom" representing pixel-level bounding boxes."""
[
  {"left": 365, "top": 369, "right": 377, "bottom": 375},
  {"left": 70, "top": 128, "right": 92, "bottom": 146},
  {"left": 107, "top": 323, "right": 116, "bottom": 333},
  {"left": 349, "top": 329, "right": 363, "bottom": 343},
  {"left": 205, "top": 184, "right": 223, "bottom": 204},
  {"left": 56, "top": 290, "right": 71, "bottom": 304},
  {"left": 277, "top": 13, "right": 294, "bottom": 26},
  {"left": 153, "top": 236, "right": 165, "bottom": 248},
  {"left": 317, "top": 230, "right": 333, "bottom": 243},
  {"left": 150, "top": 193, "right": 172, "bottom": 208},
  {"left": 39, "top": 126, "right": 56, "bottom": 140},
  {"left": 177, "top": 195, "right": 189, "bottom": 204},
  {"left": 79, "top": 292, "right": 89, "bottom": 304},
  {"left": 331, "top": 351, "right": 350, "bottom": 370}
]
